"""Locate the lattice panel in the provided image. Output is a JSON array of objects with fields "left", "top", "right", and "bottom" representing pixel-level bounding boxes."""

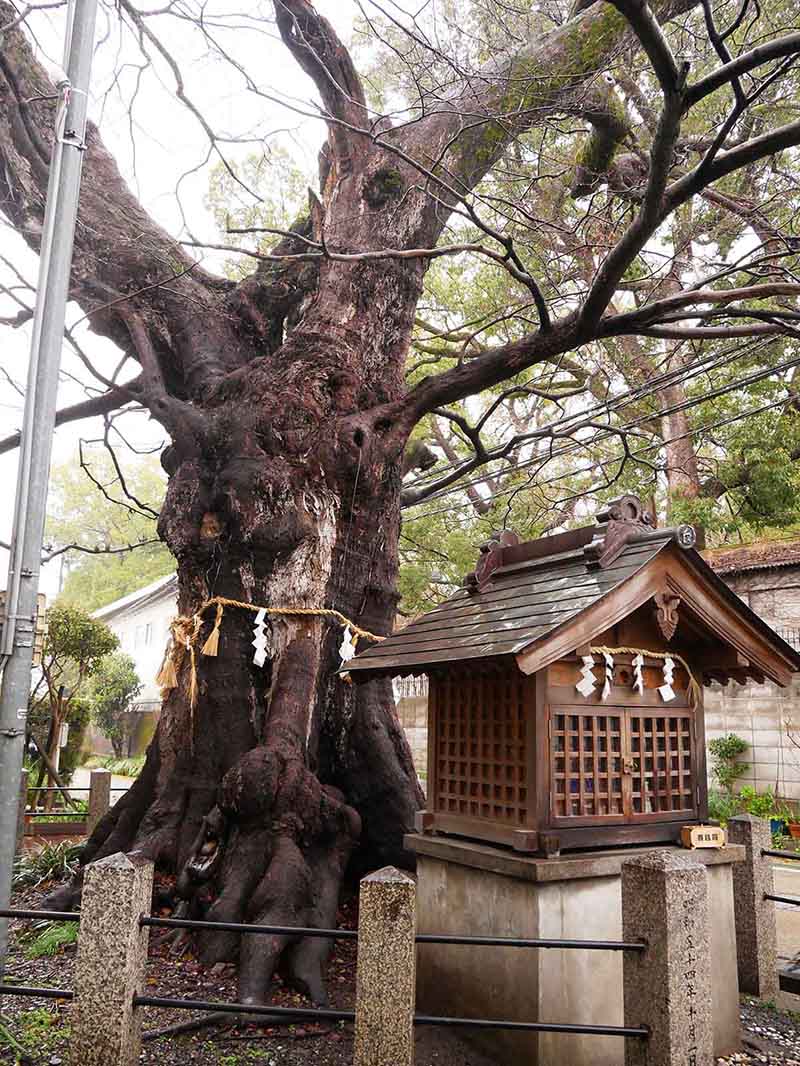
[
  {"left": 434, "top": 675, "right": 528, "bottom": 824},
  {"left": 551, "top": 713, "right": 624, "bottom": 818},
  {"left": 630, "top": 714, "right": 694, "bottom": 814}
]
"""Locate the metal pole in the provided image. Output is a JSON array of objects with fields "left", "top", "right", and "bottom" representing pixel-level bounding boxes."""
[{"left": 0, "top": 0, "right": 98, "bottom": 975}]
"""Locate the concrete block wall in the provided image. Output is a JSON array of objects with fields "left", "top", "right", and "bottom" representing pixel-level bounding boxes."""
[
  {"left": 704, "top": 677, "right": 800, "bottom": 801},
  {"left": 395, "top": 694, "right": 428, "bottom": 780}
]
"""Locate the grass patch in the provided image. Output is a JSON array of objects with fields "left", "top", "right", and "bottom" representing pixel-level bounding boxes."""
[
  {"left": 20, "top": 921, "right": 79, "bottom": 960},
  {"left": 12, "top": 840, "right": 83, "bottom": 889},
  {"left": 82, "top": 754, "right": 144, "bottom": 776},
  {"left": 0, "top": 1007, "right": 69, "bottom": 1062}
]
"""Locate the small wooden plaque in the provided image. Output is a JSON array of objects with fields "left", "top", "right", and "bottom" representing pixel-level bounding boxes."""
[{"left": 681, "top": 824, "right": 726, "bottom": 850}]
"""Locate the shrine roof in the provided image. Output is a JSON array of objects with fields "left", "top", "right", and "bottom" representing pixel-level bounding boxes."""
[
  {"left": 347, "top": 533, "right": 672, "bottom": 675},
  {"left": 348, "top": 495, "right": 800, "bottom": 683}
]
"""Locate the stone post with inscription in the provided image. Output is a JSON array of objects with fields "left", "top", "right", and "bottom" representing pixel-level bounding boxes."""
[
  {"left": 727, "top": 813, "right": 779, "bottom": 999},
  {"left": 353, "top": 866, "right": 417, "bottom": 1066},
  {"left": 622, "top": 850, "right": 713, "bottom": 1066},
  {"left": 69, "top": 852, "right": 153, "bottom": 1066}
]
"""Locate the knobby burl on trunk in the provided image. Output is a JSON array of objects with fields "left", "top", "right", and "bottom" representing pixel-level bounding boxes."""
[{"left": 4, "top": 0, "right": 799, "bottom": 1010}]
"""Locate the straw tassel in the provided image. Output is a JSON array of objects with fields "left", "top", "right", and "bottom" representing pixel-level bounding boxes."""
[
  {"left": 202, "top": 603, "right": 224, "bottom": 656},
  {"left": 155, "top": 645, "right": 178, "bottom": 690}
]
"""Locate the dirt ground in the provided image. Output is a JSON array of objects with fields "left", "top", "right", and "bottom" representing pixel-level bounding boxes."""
[
  {"left": 5, "top": 872, "right": 800, "bottom": 1065},
  {"left": 0, "top": 881, "right": 495, "bottom": 1066}
]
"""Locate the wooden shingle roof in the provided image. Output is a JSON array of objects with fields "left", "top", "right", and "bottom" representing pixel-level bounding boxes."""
[
  {"left": 348, "top": 535, "right": 673, "bottom": 675},
  {"left": 349, "top": 495, "right": 800, "bottom": 684}
]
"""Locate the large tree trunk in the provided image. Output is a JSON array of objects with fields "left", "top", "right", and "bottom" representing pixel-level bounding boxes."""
[{"left": 46, "top": 249, "right": 426, "bottom": 1007}]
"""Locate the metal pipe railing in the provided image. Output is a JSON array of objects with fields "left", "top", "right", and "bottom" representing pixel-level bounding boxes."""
[
  {"left": 134, "top": 995, "right": 355, "bottom": 1023},
  {"left": 0, "top": 984, "right": 74, "bottom": 1000},
  {"left": 142, "top": 914, "right": 645, "bottom": 951},
  {"left": 0, "top": 908, "right": 80, "bottom": 922},
  {"left": 765, "top": 893, "right": 800, "bottom": 906}
]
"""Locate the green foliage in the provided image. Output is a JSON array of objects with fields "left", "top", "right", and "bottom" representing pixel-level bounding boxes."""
[
  {"left": 20, "top": 921, "right": 78, "bottom": 960},
  {"left": 708, "top": 733, "right": 750, "bottom": 793},
  {"left": 58, "top": 699, "right": 90, "bottom": 784},
  {"left": 42, "top": 605, "right": 119, "bottom": 673},
  {"left": 738, "top": 785, "right": 777, "bottom": 819},
  {"left": 708, "top": 788, "right": 740, "bottom": 824},
  {"left": 87, "top": 652, "right": 142, "bottom": 758},
  {"left": 12, "top": 841, "right": 83, "bottom": 889},
  {"left": 47, "top": 451, "right": 172, "bottom": 612},
  {"left": 0, "top": 1007, "right": 69, "bottom": 1062},
  {"left": 83, "top": 753, "right": 144, "bottom": 776}
]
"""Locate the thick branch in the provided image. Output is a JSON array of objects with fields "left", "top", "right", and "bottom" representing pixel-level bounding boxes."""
[{"left": 0, "top": 380, "right": 142, "bottom": 455}]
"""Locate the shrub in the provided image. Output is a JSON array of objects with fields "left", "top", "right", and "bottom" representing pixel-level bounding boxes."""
[
  {"left": 738, "top": 785, "right": 777, "bottom": 819},
  {"left": 12, "top": 841, "right": 83, "bottom": 889},
  {"left": 708, "top": 733, "right": 750, "bottom": 793},
  {"left": 708, "top": 788, "right": 740, "bottom": 824}
]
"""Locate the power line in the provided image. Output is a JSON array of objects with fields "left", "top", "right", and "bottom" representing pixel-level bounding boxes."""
[
  {"left": 409, "top": 335, "right": 784, "bottom": 506},
  {"left": 406, "top": 377, "right": 799, "bottom": 523},
  {"left": 406, "top": 334, "right": 772, "bottom": 495}
]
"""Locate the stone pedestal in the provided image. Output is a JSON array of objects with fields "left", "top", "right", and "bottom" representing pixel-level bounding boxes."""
[{"left": 407, "top": 834, "right": 744, "bottom": 1066}]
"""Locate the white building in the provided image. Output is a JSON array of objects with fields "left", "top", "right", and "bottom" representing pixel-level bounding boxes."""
[{"left": 89, "top": 573, "right": 177, "bottom": 755}]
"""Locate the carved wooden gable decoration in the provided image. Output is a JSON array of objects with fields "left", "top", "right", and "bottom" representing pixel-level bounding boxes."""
[{"left": 350, "top": 494, "right": 800, "bottom": 688}]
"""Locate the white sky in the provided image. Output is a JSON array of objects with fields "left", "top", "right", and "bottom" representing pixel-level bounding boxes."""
[{"left": 0, "top": 0, "right": 361, "bottom": 597}]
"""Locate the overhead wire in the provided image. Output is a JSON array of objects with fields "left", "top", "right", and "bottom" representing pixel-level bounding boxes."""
[
  {"left": 405, "top": 334, "right": 766, "bottom": 492},
  {"left": 405, "top": 359, "right": 800, "bottom": 522}
]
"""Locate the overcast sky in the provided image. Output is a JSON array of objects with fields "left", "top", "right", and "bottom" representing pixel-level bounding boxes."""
[{"left": 0, "top": 0, "right": 361, "bottom": 596}]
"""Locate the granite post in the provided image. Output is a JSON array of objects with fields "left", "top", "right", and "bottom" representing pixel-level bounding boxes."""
[
  {"left": 87, "top": 769, "right": 111, "bottom": 835},
  {"left": 70, "top": 852, "right": 153, "bottom": 1066},
  {"left": 354, "top": 866, "right": 416, "bottom": 1066},
  {"left": 622, "top": 850, "right": 713, "bottom": 1066},
  {"left": 15, "top": 769, "right": 28, "bottom": 856},
  {"left": 727, "top": 814, "right": 779, "bottom": 999}
]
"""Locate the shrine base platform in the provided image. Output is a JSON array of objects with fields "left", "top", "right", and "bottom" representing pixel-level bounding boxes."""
[{"left": 406, "top": 833, "right": 744, "bottom": 1066}]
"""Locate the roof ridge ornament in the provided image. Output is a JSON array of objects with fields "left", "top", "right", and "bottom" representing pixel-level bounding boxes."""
[
  {"left": 584, "top": 494, "right": 654, "bottom": 569},
  {"left": 465, "top": 529, "right": 521, "bottom": 593}
]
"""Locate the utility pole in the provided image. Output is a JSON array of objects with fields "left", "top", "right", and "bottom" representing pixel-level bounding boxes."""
[{"left": 0, "top": 0, "right": 98, "bottom": 973}]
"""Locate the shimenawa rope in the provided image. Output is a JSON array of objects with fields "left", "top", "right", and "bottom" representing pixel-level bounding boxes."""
[{"left": 155, "top": 596, "right": 386, "bottom": 709}]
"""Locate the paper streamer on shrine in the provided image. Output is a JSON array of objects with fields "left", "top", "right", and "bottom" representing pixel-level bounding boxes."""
[{"left": 575, "top": 654, "right": 596, "bottom": 697}]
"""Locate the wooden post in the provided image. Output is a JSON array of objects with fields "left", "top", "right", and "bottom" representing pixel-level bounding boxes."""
[
  {"left": 354, "top": 866, "right": 416, "bottom": 1066},
  {"left": 70, "top": 852, "right": 153, "bottom": 1066},
  {"left": 87, "top": 769, "right": 111, "bottom": 835}
]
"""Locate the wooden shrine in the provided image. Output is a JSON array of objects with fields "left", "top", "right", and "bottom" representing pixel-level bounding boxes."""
[{"left": 348, "top": 496, "right": 800, "bottom": 854}]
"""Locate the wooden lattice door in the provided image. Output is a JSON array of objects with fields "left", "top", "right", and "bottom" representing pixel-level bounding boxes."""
[
  {"left": 432, "top": 674, "right": 531, "bottom": 826},
  {"left": 550, "top": 706, "right": 697, "bottom": 826}
]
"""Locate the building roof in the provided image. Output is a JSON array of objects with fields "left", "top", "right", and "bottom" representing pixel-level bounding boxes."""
[
  {"left": 348, "top": 496, "right": 800, "bottom": 683},
  {"left": 703, "top": 539, "right": 800, "bottom": 576},
  {"left": 92, "top": 572, "right": 177, "bottom": 621}
]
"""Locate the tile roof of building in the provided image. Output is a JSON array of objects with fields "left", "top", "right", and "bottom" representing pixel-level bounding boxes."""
[{"left": 703, "top": 539, "right": 800, "bottom": 576}]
